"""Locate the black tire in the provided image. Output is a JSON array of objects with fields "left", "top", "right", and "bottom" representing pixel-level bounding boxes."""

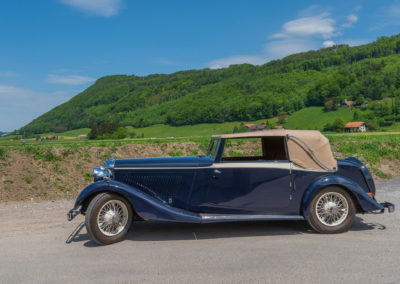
[
  {"left": 85, "top": 193, "right": 134, "bottom": 245},
  {"left": 307, "top": 186, "right": 356, "bottom": 234}
]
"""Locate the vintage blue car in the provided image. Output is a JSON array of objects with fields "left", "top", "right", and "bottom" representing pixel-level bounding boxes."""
[{"left": 68, "top": 130, "right": 394, "bottom": 245}]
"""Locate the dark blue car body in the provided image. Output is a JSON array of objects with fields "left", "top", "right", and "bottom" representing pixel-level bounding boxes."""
[{"left": 69, "top": 136, "right": 389, "bottom": 224}]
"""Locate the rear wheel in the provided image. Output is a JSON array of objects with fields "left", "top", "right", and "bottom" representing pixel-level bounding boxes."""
[
  {"left": 307, "top": 186, "right": 355, "bottom": 234},
  {"left": 85, "top": 193, "right": 133, "bottom": 245}
]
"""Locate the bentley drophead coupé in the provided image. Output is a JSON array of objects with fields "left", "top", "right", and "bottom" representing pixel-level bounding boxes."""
[{"left": 68, "top": 130, "right": 394, "bottom": 245}]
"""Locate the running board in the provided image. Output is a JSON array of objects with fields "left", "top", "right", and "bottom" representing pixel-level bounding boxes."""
[{"left": 200, "top": 213, "right": 304, "bottom": 223}]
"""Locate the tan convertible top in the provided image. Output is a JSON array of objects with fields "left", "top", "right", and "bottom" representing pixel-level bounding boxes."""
[{"left": 212, "top": 129, "right": 337, "bottom": 171}]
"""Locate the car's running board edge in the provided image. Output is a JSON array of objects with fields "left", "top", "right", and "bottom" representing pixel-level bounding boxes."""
[{"left": 199, "top": 214, "right": 304, "bottom": 223}]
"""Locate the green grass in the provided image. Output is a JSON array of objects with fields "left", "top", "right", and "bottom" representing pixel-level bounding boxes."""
[
  {"left": 327, "top": 133, "right": 400, "bottom": 178},
  {"left": 283, "top": 107, "right": 366, "bottom": 130},
  {"left": 39, "top": 128, "right": 91, "bottom": 138},
  {"left": 127, "top": 118, "right": 278, "bottom": 138}
]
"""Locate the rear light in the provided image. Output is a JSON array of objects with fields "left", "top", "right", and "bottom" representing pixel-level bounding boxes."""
[{"left": 368, "top": 192, "right": 374, "bottom": 198}]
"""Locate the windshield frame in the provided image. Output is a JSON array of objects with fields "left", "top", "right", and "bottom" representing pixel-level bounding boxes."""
[{"left": 206, "top": 138, "right": 221, "bottom": 159}]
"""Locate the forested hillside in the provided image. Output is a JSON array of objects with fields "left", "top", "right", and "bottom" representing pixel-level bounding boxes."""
[{"left": 20, "top": 34, "right": 400, "bottom": 134}]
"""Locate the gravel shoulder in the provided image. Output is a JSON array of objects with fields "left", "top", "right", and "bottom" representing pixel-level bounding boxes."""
[{"left": 0, "top": 178, "right": 399, "bottom": 283}]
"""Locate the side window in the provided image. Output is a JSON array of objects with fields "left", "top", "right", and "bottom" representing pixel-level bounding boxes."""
[
  {"left": 261, "top": 137, "right": 288, "bottom": 161},
  {"left": 222, "top": 138, "right": 263, "bottom": 161},
  {"left": 222, "top": 137, "right": 288, "bottom": 162}
]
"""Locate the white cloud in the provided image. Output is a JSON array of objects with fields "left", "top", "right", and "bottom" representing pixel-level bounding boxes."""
[
  {"left": 60, "top": 0, "right": 122, "bottom": 17},
  {"left": 0, "top": 84, "right": 75, "bottom": 131},
  {"left": 277, "top": 13, "right": 337, "bottom": 39},
  {"left": 0, "top": 85, "right": 31, "bottom": 97},
  {"left": 322, "top": 40, "right": 335, "bottom": 47},
  {"left": 46, "top": 74, "right": 95, "bottom": 85},
  {"left": 208, "top": 55, "right": 267, "bottom": 69},
  {"left": 342, "top": 13, "right": 358, "bottom": 28},
  {"left": 207, "top": 7, "right": 360, "bottom": 69}
]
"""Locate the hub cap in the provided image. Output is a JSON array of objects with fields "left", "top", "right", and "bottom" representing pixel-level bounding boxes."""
[
  {"left": 315, "top": 192, "right": 349, "bottom": 226},
  {"left": 97, "top": 200, "right": 129, "bottom": 236}
]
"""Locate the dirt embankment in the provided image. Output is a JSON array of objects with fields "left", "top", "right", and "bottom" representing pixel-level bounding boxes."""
[
  {"left": 1, "top": 141, "right": 399, "bottom": 202},
  {"left": 0, "top": 142, "right": 202, "bottom": 202}
]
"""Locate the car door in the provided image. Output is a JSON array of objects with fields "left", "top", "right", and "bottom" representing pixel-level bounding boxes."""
[
  {"left": 202, "top": 162, "right": 292, "bottom": 213},
  {"left": 197, "top": 137, "right": 293, "bottom": 213}
]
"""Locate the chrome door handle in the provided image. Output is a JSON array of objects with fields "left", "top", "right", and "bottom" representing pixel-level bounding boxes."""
[{"left": 212, "top": 169, "right": 221, "bottom": 179}]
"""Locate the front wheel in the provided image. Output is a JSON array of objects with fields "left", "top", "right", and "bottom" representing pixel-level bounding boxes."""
[
  {"left": 85, "top": 193, "right": 133, "bottom": 245},
  {"left": 307, "top": 187, "right": 356, "bottom": 234}
]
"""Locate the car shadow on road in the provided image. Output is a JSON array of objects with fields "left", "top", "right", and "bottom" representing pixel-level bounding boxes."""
[{"left": 66, "top": 216, "right": 386, "bottom": 247}]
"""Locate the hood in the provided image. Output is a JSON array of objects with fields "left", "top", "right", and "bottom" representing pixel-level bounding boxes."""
[{"left": 114, "top": 156, "right": 214, "bottom": 169}]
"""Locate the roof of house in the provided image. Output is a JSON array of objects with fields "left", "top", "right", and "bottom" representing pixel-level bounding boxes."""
[
  {"left": 344, "top": 100, "right": 354, "bottom": 107},
  {"left": 274, "top": 125, "right": 283, "bottom": 129},
  {"left": 212, "top": 129, "right": 337, "bottom": 171},
  {"left": 244, "top": 124, "right": 254, "bottom": 128},
  {"left": 249, "top": 124, "right": 266, "bottom": 129},
  {"left": 345, "top": 121, "right": 365, "bottom": 128}
]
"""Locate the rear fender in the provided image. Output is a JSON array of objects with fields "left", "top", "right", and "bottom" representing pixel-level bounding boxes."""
[
  {"left": 301, "top": 175, "right": 384, "bottom": 219},
  {"left": 74, "top": 180, "right": 200, "bottom": 223}
]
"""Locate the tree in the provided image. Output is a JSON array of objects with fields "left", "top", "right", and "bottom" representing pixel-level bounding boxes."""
[
  {"left": 88, "top": 125, "right": 99, "bottom": 139},
  {"left": 324, "top": 99, "right": 337, "bottom": 111},
  {"left": 113, "top": 127, "right": 128, "bottom": 139},
  {"left": 277, "top": 112, "right": 287, "bottom": 124},
  {"left": 332, "top": 118, "right": 345, "bottom": 133}
]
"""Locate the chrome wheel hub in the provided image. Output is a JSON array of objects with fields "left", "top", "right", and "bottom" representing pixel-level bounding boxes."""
[
  {"left": 97, "top": 200, "right": 129, "bottom": 236},
  {"left": 316, "top": 192, "right": 349, "bottom": 226}
]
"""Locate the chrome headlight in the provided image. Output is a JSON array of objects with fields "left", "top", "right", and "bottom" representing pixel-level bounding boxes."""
[
  {"left": 93, "top": 155, "right": 115, "bottom": 182},
  {"left": 93, "top": 164, "right": 110, "bottom": 181}
]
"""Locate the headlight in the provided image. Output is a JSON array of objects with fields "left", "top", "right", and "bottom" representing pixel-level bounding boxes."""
[{"left": 93, "top": 164, "right": 110, "bottom": 181}]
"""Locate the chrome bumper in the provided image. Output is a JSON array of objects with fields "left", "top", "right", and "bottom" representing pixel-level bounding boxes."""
[{"left": 67, "top": 209, "right": 81, "bottom": 221}]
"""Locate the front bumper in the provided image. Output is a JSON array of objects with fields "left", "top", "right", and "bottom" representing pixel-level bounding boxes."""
[{"left": 67, "top": 209, "right": 81, "bottom": 221}]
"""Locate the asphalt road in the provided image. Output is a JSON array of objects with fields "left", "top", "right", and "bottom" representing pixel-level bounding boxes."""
[{"left": 0, "top": 179, "right": 399, "bottom": 284}]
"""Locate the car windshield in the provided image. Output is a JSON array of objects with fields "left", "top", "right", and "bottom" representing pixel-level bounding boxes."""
[{"left": 206, "top": 138, "right": 220, "bottom": 159}]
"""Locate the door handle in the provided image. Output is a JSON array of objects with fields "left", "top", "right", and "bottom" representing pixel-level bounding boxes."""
[{"left": 212, "top": 169, "right": 221, "bottom": 179}]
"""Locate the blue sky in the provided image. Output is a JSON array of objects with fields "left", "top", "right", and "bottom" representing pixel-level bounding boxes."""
[{"left": 1, "top": 0, "right": 400, "bottom": 131}]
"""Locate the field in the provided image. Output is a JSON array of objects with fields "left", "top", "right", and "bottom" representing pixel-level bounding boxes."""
[
  {"left": 284, "top": 107, "right": 359, "bottom": 130},
  {"left": 0, "top": 131, "right": 399, "bottom": 202},
  {"left": 6, "top": 105, "right": 400, "bottom": 142}
]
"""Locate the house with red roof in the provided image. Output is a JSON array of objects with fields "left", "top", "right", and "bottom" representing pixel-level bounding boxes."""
[
  {"left": 342, "top": 99, "right": 354, "bottom": 108},
  {"left": 344, "top": 121, "right": 366, "bottom": 132}
]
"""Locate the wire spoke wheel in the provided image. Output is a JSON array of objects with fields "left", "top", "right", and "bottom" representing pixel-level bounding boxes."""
[
  {"left": 97, "top": 200, "right": 129, "bottom": 237},
  {"left": 315, "top": 192, "right": 349, "bottom": 227}
]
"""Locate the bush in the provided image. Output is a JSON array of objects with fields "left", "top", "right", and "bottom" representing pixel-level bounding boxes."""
[
  {"left": 113, "top": 127, "right": 128, "bottom": 139},
  {"left": 0, "top": 148, "right": 7, "bottom": 160},
  {"left": 332, "top": 118, "right": 345, "bottom": 132}
]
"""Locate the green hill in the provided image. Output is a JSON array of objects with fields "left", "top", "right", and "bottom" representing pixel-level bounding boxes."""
[{"left": 20, "top": 34, "right": 400, "bottom": 135}]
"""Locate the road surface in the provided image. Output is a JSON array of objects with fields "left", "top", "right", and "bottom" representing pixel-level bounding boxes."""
[{"left": 0, "top": 179, "right": 399, "bottom": 283}]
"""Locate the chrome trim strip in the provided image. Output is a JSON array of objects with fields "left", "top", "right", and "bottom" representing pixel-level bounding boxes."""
[
  {"left": 114, "top": 162, "right": 329, "bottom": 172},
  {"left": 200, "top": 213, "right": 304, "bottom": 221}
]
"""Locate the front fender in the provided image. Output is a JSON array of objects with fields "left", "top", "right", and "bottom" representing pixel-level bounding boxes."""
[
  {"left": 74, "top": 180, "right": 200, "bottom": 223},
  {"left": 301, "top": 175, "right": 384, "bottom": 219}
]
